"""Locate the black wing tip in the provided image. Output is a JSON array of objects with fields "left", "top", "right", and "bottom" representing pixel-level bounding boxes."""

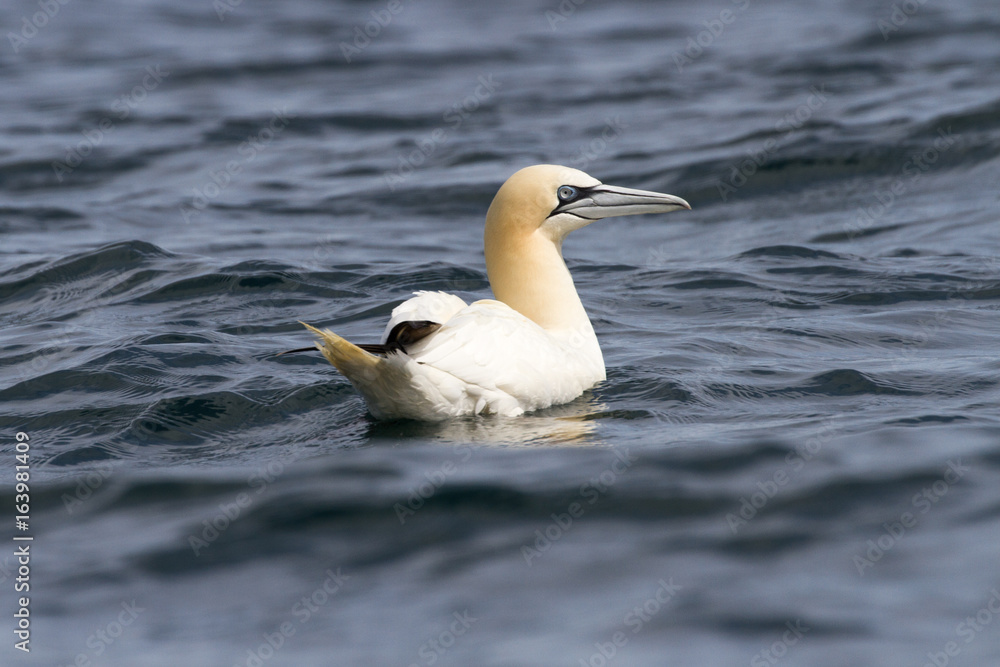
[
  {"left": 387, "top": 320, "right": 442, "bottom": 348},
  {"left": 279, "top": 319, "right": 443, "bottom": 358},
  {"left": 274, "top": 346, "right": 318, "bottom": 357}
]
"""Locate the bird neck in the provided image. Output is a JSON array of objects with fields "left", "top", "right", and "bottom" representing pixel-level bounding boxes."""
[{"left": 485, "top": 230, "right": 596, "bottom": 340}]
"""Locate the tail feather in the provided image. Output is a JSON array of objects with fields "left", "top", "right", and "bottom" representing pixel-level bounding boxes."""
[
  {"left": 301, "top": 322, "right": 380, "bottom": 379},
  {"left": 300, "top": 321, "right": 461, "bottom": 421}
]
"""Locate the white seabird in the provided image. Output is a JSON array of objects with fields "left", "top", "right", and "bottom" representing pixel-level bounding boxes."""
[{"left": 302, "top": 164, "right": 690, "bottom": 421}]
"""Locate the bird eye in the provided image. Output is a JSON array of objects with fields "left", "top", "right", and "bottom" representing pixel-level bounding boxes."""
[{"left": 557, "top": 185, "right": 578, "bottom": 202}]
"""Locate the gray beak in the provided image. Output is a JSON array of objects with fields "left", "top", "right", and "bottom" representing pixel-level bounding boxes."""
[{"left": 552, "top": 183, "right": 691, "bottom": 220}]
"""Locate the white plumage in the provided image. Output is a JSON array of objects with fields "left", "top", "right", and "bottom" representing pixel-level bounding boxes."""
[{"left": 303, "top": 165, "right": 689, "bottom": 421}]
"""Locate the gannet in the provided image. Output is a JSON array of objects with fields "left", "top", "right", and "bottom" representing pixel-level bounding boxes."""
[{"left": 300, "top": 165, "right": 690, "bottom": 421}]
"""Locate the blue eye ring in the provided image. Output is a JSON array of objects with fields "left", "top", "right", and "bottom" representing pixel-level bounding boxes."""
[{"left": 557, "top": 185, "right": 578, "bottom": 202}]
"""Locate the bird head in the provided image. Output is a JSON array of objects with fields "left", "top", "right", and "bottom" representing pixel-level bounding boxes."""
[
  {"left": 485, "top": 164, "right": 690, "bottom": 248},
  {"left": 483, "top": 164, "right": 691, "bottom": 332}
]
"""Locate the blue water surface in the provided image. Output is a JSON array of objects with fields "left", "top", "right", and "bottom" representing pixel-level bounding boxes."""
[{"left": 1, "top": 0, "right": 999, "bottom": 665}]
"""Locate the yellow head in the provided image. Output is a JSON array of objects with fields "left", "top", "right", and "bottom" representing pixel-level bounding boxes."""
[{"left": 483, "top": 164, "right": 690, "bottom": 330}]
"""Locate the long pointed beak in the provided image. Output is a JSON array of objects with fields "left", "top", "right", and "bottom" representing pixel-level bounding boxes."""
[{"left": 554, "top": 183, "right": 691, "bottom": 220}]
